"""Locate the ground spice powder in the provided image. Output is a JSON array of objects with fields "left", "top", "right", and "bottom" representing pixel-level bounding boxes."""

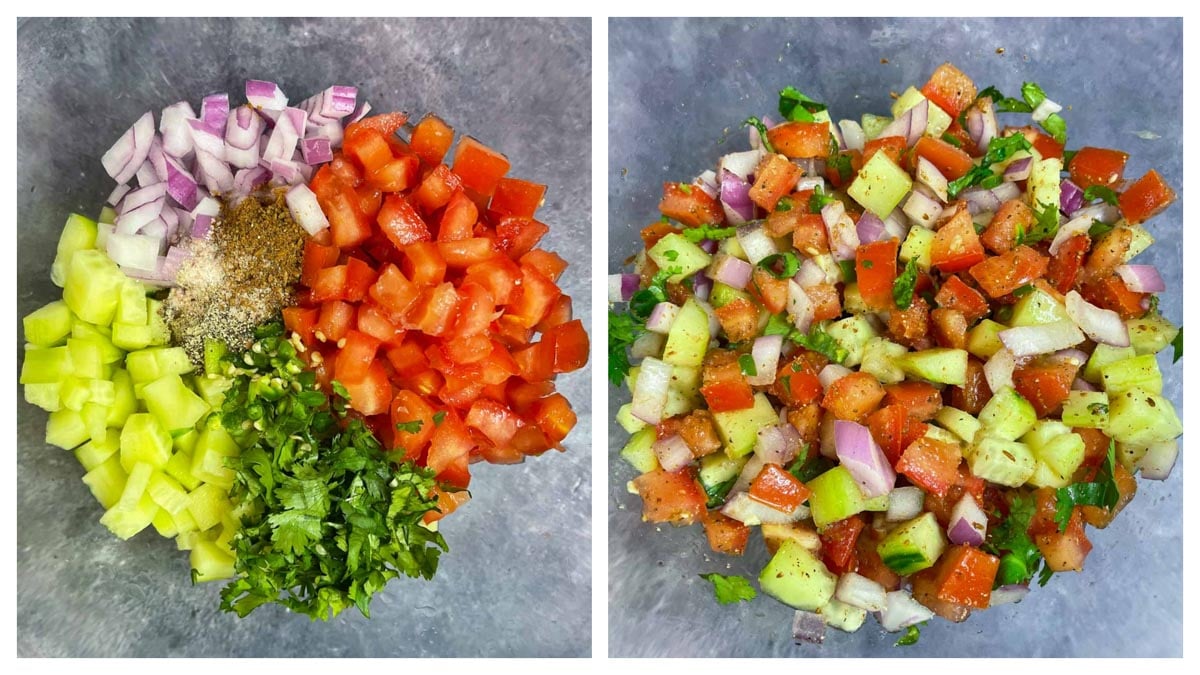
[{"left": 163, "top": 189, "right": 307, "bottom": 364}]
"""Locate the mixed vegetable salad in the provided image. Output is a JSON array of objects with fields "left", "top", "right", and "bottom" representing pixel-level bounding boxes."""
[
  {"left": 609, "top": 63, "right": 1181, "bottom": 645},
  {"left": 20, "top": 79, "right": 588, "bottom": 620}
]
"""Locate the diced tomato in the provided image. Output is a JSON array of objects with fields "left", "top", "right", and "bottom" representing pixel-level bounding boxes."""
[
  {"left": 895, "top": 437, "right": 962, "bottom": 497},
  {"left": 1046, "top": 234, "right": 1091, "bottom": 295},
  {"left": 868, "top": 404, "right": 929, "bottom": 466},
  {"left": 931, "top": 206, "right": 986, "bottom": 273},
  {"left": 465, "top": 256, "right": 522, "bottom": 305},
  {"left": 438, "top": 238, "right": 499, "bottom": 268},
  {"left": 369, "top": 263, "right": 421, "bottom": 318},
  {"left": 495, "top": 217, "right": 550, "bottom": 258},
  {"left": 426, "top": 412, "right": 476, "bottom": 474},
  {"left": 333, "top": 330, "right": 381, "bottom": 383},
  {"left": 391, "top": 389, "right": 436, "bottom": 459},
  {"left": 934, "top": 275, "right": 990, "bottom": 323},
  {"left": 700, "top": 379, "right": 754, "bottom": 413},
  {"left": 969, "top": 245, "right": 1049, "bottom": 298},
  {"left": 520, "top": 249, "right": 569, "bottom": 283},
  {"left": 367, "top": 154, "right": 420, "bottom": 193},
  {"left": 377, "top": 194, "right": 431, "bottom": 250},
  {"left": 410, "top": 113, "right": 455, "bottom": 166},
  {"left": 913, "top": 136, "right": 974, "bottom": 180},
  {"left": 342, "top": 256, "right": 377, "bottom": 303},
  {"left": 631, "top": 468, "right": 707, "bottom": 526},
  {"left": 414, "top": 164, "right": 463, "bottom": 213},
  {"left": 821, "top": 371, "right": 885, "bottom": 422},
  {"left": 775, "top": 365, "right": 823, "bottom": 407},
  {"left": 385, "top": 340, "right": 428, "bottom": 377},
  {"left": 282, "top": 306, "right": 319, "bottom": 344},
  {"left": 931, "top": 545, "right": 999, "bottom": 609},
  {"left": 346, "top": 129, "right": 394, "bottom": 174},
  {"left": 791, "top": 213, "right": 830, "bottom": 255},
  {"left": 806, "top": 283, "right": 842, "bottom": 322},
  {"left": 513, "top": 339, "right": 555, "bottom": 383},
  {"left": 883, "top": 381, "right": 942, "bottom": 421},
  {"left": 340, "top": 359, "right": 392, "bottom": 416},
  {"left": 659, "top": 181, "right": 724, "bottom": 227},
  {"left": 748, "top": 464, "right": 812, "bottom": 513},
  {"left": 465, "top": 398, "right": 520, "bottom": 450},
  {"left": 1013, "top": 356, "right": 1078, "bottom": 417},
  {"left": 437, "top": 190, "right": 479, "bottom": 242},
  {"left": 356, "top": 302, "right": 404, "bottom": 345},
  {"left": 713, "top": 296, "right": 760, "bottom": 344},
  {"left": 855, "top": 240, "right": 900, "bottom": 311},
  {"left": 702, "top": 511, "right": 751, "bottom": 556},
  {"left": 507, "top": 264, "right": 562, "bottom": 329},
  {"left": 546, "top": 319, "right": 590, "bottom": 374},
  {"left": 920, "top": 63, "right": 977, "bottom": 118},
  {"left": 402, "top": 241, "right": 447, "bottom": 286},
  {"left": 979, "top": 199, "right": 1033, "bottom": 256},
  {"left": 406, "top": 283, "right": 459, "bottom": 336},
  {"left": 748, "top": 154, "right": 800, "bottom": 212},
  {"left": 767, "top": 121, "right": 830, "bottom": 159},
  {"left": 1035, "top": 507, "right": 1093, "bottom": 572},
  {"left": 1080, "top": 275, "right": 1146, "bottom": 320},
  {"left": 947, "top": 357, "right": 991, "bottom": 415},
  {"left": 819, "top": 514, "right": 866, "bottom": 576},
  {"left": 323, "top": 188, "right": 373, "bottom": 248},
  {"left": 490, "top": 177, "right": 547, "bottom": 219},
  {"left": 1010, "top": 126, "right": 1064, "bottom": 161},
  {"left": 1068, "top": 147, "right": 1129, "bottom": 190},
  {"left": 422, "top": 486, "right": 471, "bottom": 525},
  {"left": 639, "top": 221, "right": 679, "bottom": 249},
  {"left": 301, "top": 240, "right": 340, "bottom": 287},
  {"left": 862, "top": 135, "right": 906, "bottom": 166},
  {"left": 451, "top": 136, "right": 510, "bottom": 196},
  {"left": 345, "top": 112, "right": 408, "bottom": 144},
  {"left": 1081, "top": 462, "right": 1137, "bottom": 528},
  {"left": 1118, "top": 169, "right": 1176, "bottom": 224},
  {"left": 451, "top": 282, "right": 496, "bottom": 338},
  {"left": 535, "top": 393, "right": 577, "bottom": 446},
  {"left": 316, "top": 300, "right": 355, "bottom": 343}
]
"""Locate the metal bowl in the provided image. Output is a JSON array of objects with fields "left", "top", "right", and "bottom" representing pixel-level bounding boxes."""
[
  {"left": 18, "top": 17, "right": 592, "bottom": 657},
  {"left": 608, "top": 17, "right": 1182, "bottom": 657}
]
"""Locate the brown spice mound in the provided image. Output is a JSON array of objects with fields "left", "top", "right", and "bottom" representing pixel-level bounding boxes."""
[{"left": 163, "top": 189, "right": 306, "bottom": 364}]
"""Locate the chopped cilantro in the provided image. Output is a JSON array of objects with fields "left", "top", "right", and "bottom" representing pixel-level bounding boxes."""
[
  {"left": 1054, "top": 441, "right": 1119, "bottom": 532},
  {"left": 1014, "top": 223, "right": 1026, "bottom": 247},
  {"left": 699, "top": 573, "right": 757, "bottom": 605},
  {"left": 947, "top": 134, "right": 1032, "bottom": 198},
  {"left": 1087, "top": 401, "right": 1109, "bottom": 416},
  {"left": 432, "top": 411, "right": 447, "bottom": 425},
  {"left": 895, "top": 623, "right": 923, "bottom": 646},
  {"left": 628, "top": 266, "right": 680, "bottom": 320},
  {"left": 763, "top": 313, "right": 794, "bottom": 337},
  {"left": 677, "top": 183, "right": 692, "bottom": 195},
  {"left": 808, "top": 186, "right": 838, "bottom": 214},
  {"left": 1042, "top": 112, "right": 1067, "bottom": 145},
  {"left": 975, "top": 85, "right": 1033, "bottom": 114},
  {"left": 1063, "top": 149, "right": 1078, "bottom": 165},
  {"left": 984, "top": 494, "right": 1046, "bottom": 586},
  {"left": 395, "top": 420, "right": 424, "bottom": 434},
  {"left": 608, "top": 311, "right": 645, "bottom": 386},
  {"left": 862, "top": 260, "right": 874, "bottom": 270},
  {"left": 787, "top": 324, "right": 848, "bottom": 364},
  {"left": 704, "top": 477, "right": 737, "bottom": 509},
  {"left": 1020, "top": 82, "right": 1048, "bottom": 109},
  {"left": 738, "top": 353, "right": 758, "bottom": 377},
  {"left": 1022, "top": 201, "right": 1060, "bottom": 244},
  {"left": 1143, "top": 295, "right": 1159, "bottom": 318},
  {"left": 892, "top": 258, "right": 919, "bottom": 310},
  {"left": 682, "top": 224, "right": 738, "bottom": 243},
  {"left": 786, "top": 447, "right": 833, "bottom": 483},
  {"left": 778, "top": 86, "right": 827, "bottom": 123},
  {"left": 829, "top": 152, "right": 854, "bottom": 182},
  {"left": 1172, "top": 326, "right": 1183, "bottom": 363},
  {"left": 758, "top": 251, "right": 801, "bottom": 279},
  {"left": 1088, "top": 219, "right": 1115, "bottom": 238},
  {"left": 1083, "top": 185, "right": 1119, "bottom": 206},
  {"left": 838, "top": 259, "right": 857, "bottom": 283},
  {"left": 743, "top": 117, "right": 775, "bottom": 153},
  {"left": 663, "top": 249, "right": 680, "bottom": 261},
  {"left": 941, "top": 132, "right": 962, "bottom": 148}
]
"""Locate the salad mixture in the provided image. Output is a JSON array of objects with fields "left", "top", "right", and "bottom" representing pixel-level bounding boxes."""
[
  {"left": 20, "top": 79, "right": 588, "bottom": 620},
  {"left": 609, "top": 63, "right": 1181, "bottom": 644}
]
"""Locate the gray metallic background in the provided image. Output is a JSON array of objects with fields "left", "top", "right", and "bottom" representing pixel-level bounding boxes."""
[
  {"left": 18, "top": 17, "right": 592, "bottom": 657},
  {"left": 608, "top": 17, "right": 1182, "bottom": 657}
]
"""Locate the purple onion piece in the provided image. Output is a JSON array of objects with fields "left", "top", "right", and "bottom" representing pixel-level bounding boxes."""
[
  {"left": 792, "top": 610, "right": 826, "bottom": 645},
  {"left": 1060, "top": 179, "right": 1085, "bottom": 215}
]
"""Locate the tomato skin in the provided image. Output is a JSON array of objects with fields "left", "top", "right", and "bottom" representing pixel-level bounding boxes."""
[
  {"left": 1047, "top": 234, "right": 1091, "bottom": 295},
  {"left": 882, "top": 381, "right": 942, "bottom": 421},
  {"left": 346, "top": 112, "right": 408, "bottom": 143},
  {"left": 491, "top": 177, "right": 546, "bottom": 219},
  {"left": 749, "top": 464, "right": 813, "bottom": 513},
  {"left": 913, "top": 136, "right": 974, "bottom": 180},
  {"left": 702, "top": 511, "right": 751, "bottom": 556},
  {"left": 1118, "top": 169, "right": 1176, "bottom": 224},
  {"left": 1068, "top": 147, "right": 1129, "bottom": 190},
  {"left": 749, "top": 154, "right": 800, "bottom": 212},
  {"left": 410, "top": 113, "right": 455, "bottom": 166},
  {"left": 451, "top": 136, "right": 510, "bottom": 196},
  {"left": 968, "top": 245, "right": 1049, "bottom": 298},
  {"left": 980, "top": 199, "right": 1033, "bottom": 256},
  {"left": 767, "top": 121, "right": 830, "bottom": 159},
  {"left": 819, "top": 515, "right": 866, "bottom": 576},
  {"left": 855, "top": 240, "right": 900, "bottom": 310},
  {"left": 931, "top": 545, "right": 999, "bottom": 609},
  {"left": 631, "top": 468, "right": 707, "bottom": 526},
  {"left": 921, "top": 63, "right": 977, "bottom": 118},
  {"left": 402, "top": 241, "right": 447, "bottom": 286},
  {"left": 659, "top": 181, "right": 725, "bottom": 226},
  {"left": 931, "top": 206, "right": 986, "bottom": 273}
]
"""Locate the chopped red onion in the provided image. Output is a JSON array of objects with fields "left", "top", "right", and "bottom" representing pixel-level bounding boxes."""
[
  {"left": 821, "top": 200, "right": 859, "bottom": 260},
  {"left": 1068, "top": 202, "right": 1120, "bottom": 223},
  {"left": 796, "top": 175, "right": 825, "bottom": 193},
  {"left": 947, "top": 493, "right": 988, "bottom": 546},
  {"left": 246, "top": 79, "right": 288, "bottom": 110},
  {"left": 107, "top": 183, "right": 131, "bottom": 208},
  {"left": 885, "top": 486, "right": 925, "bottom": 522},
  {"left": 191, "top": 196, "right": 221, "bottom": 219},
  {"left": 308, "top": 121, "right": 346, "bottom": 151},
  {"left": 653, "top": 435, "right": 693, "bottom": 473},
  {"left": 876, "top": 111, "right": 911, "bottom": 144},
  {"left": 345, "top": 100, "right": 372, "bottom": 126},
  {"left": 883, "top": 210, "right": 911, "bottom": 241},
  {"left": 195, "top": 150, "right": 234, "bottom": 194},
  {"left": 1004, "top": 156, "right": 1033, "bottom": 181},
  {"left": 645, "top": 302, "right": 680, "bottom": 334},
  {"left": 283, "top": 183, "right": 330, "bottom": 236},
  {"left": 990, "top": 584, "right": 1030, "bottom": 606},
  {"left": 792, "top": 610, "right": 827, "bottom": 645},
  {"left": 723, "top": 491, "right": 808, "bottom": 525},
  {"left": 106, "top": 232, "right": 162, "bottom": 272},
  {"left": 999, "top": 321, "right": 1086, "bottom": 357},
  {"left": 299, "top": 85, "right": 358, "bottom": 124},
  {"left": 225, "top": 105, "right": 264, "bottom": 150},
  {"left": 630, "top": 356, "right": 672, "bottom": 424},
  {"left": 1138, "top": 439, "right": 1178, "bottom": 480},
  {"left": 160, "top": 155, "right": 199, "bottom": 210},
  {"left": 902, "top": 190, "right": 943, "bottom": 228},
  {"left": 1051, "top": 348, "right": 1089, "bottom": 368},
  {"left": 747, "top": 335, "right": 783, "bottom": 386},
  {"left": 721, "top": 170, "right": 754, "bottom": 224},
  {"left": 1072, "top": 377, "right": 1097, "bottom": 392},
  {"left": 818, "top": 363, "right": 851, "bottom": 390},
  {"left": 631, "top": 332, "right": 664, "bottom": 359},
  {"left": 695, "top": 299, "right": 721, "bottom": 339},
  {"left": 991, "top": 180, "right": 1021, "bottom": 204},
  {"left": 95, "top": 222, "right": 115, "bottom": 248},
  {"left": 1116, "top": 264, "right": 1166, "bottom": 293},
  {"left": 696, "top": 239, "right": 718, "bottom": 254},
  {"left": 695, "top": 170, "right": 719, "bottom": 199},
  {"left": 754, "top": 425, "right": 796, "bottom": 464},
  {"left": 915, "top": 157, "right": 949, "bottom": 202},
  {"left": 262, "top": 107, "right": 307, "bottom": 161},
  {"left": 719, "top": 149, "right": 763, "bottom": 181},
  {"left": 961, "top": 187, "right": 1000, "bottom": 215},
  {"left": 736, "top": 222, "right": 778, "bottom": 264},
  {"left": 692, "top": 272, "right": 713, "bottom": 302},
  {"left": 880, "top": 590, "right": 934, "bottom": 632},
  {"left": 102, "top": 111, "right": 155, "bottom": 185},
  {"left": 191, "top": 214, "right": 213, "bottom": 240},
  {"left": 1065, "top": 291, "right": 1130, "bottom": 347},
  {"left": 186, "top": 118, "right": 226, "bottom": 160},
  {"left": 794, "top": 257, "right": 829, "bottom": 288},
  {"left": 200, "top": 93, "right": 230, "bottom": 133},
  {"left": 608, "top": 274, "right": 640, "bottom": 303},
  {"left": 836, "top": 572, "right": 887, "bottom": 612},
  {"left": 135, "top": 158, "right": 159, "bottom": 187},
  {"left": 904, "top": 99, "right": 929, "bottom": 146},
  {"left": 115, "top": 198, "right": 165, "bottom": 235},
  {"left": 966, "top": 99, "right": 998, "bottom": 149},
  {"left": 1048, "top": 213, "right": 1095, "bottom": 255},
  {"left": 838, "top": 119, "right": 866, "bottom": 152},
  {"left": 121, "top": 183, "right": 168, "bottom": 212},
  {"left": 1060, "top": 179, "right": 1084, "bottom": 215},
  {"left": 300, "top": 137, "right": 334, "bottom": 165},
  {"left": 787, "top": 280, "right": 815, "bottom": 334},
  {"left": 984, "top": 349, "right": 1017, "bottom": 393},
  {"left": 233, "top": 166, "right": 272, "bottom": 195},
  {"left": 159, "top": 101, "right": 197, "bottom": 158},
  {"left": 710, "top": 253, "right": 753, "bottom": 290},
  {"left": 833, "top": 420, "right": 896, "bottom": 498}
]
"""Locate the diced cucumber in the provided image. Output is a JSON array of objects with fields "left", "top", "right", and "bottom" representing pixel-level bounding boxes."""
[
  {"left": 713, "top": 393, "right": 780, "bottom": 458},
  {"left": 152, "top": 509, "right": 180, "bottom": 538},
  {"left": 1022, "top": 421, "right": 1085, "bottom": 489},
  {"left": 190, "top": 539, "right": 236, "bottom": 582},
  {"left": 187, "top": 483, "right": 231, "bottom": 531},
  {"left": 1117, "top": 443, "right": 1149, "bottom": 474},
  {"left": 147, "top": 471, "right": 191, "bottom": 515},
  {"left": 172, "top": 505, "right": 199, "bottom": 534},
  {"left": 922, "top": 424, "right": 962, "bottom": 448},
  {"left": 891, "top": 87, "right": 953, "bottom": 139},
  {"left": 860, "top": 338, "right": 908, "bottom": 385},
  {"left": 699, "top": 452, "right": 746, "bottom": 492},
  {"left": 899, "top": 225, "right": 934, "bottom": 270},
  {"left": 968, "top": 436, "right": 1036, "bottom": 487},
  {"left": 23, "top": 300, "right": 73, "bottom": 347},
  {"left": 66, "top": 338, "right": 105, "bottom": 379},
  {"left": 141, "top": 374, "right": 211, "bottom": 432},
  {"left": 105, "top": 369, "right": 138, "bottom": 427},
  {"left": 193, "top": 374, "right": 232, "bottom": 409},
  {"left": 759, "top": 540, "right": 837, "bottom": 611},
  {"left": 99, "top": 492, "right": 159, "bottom": 540},
  {"left": 145, "top": 299, "right": 170, "bottom": 346},
  {"left": 978, "top": 386, "right": 1037, "bottom": 441},
  {"left": 60, "top": 377, "right": 93, "bottom": 411},
  {"left": 1106, "top": 387, "right": 1182, "bottom": 446},
  {"left": 126, "top": 347, "right": 194, "bottom": 383},
  {"left": 1028, "top": 157, "right": 1063, "bottom": 216},
  {"left": 616, "top": 403, "right": 648, "bottom": 434},
  {"left": 24, "top": 382, "right": 61, "bottom": 412},
  {"left": 709, "top": 281, "right": 753, "bottom": 309},
  {"left": 191, "top": 424, "right": 240, "bottom": 489},
  {"left": 116, "top": 279, "right": 149, "bottom": 325},
  {"left": 877, "top": 512, "right": 947, "bottom": 576},
  {"left": 661, "top": 299, "right": 711, "bottom": 368},
  {"left": 861, "top": 113, "right": 892, "bottom": 140},
  {"left": 111, "top": 322, "right": 153, "bottom": 351},
  {"left": 1100, "top": 354, "right": 1162, "bottom": 395},
  {"left": 63, "top": 249, "right": 125, "bottom": 326},
  {"left": 663, "top": 387, "right": 697, "bottom": 418},
  {"left": 1061, "top": 391, "right": 1110, "bottom": 429},
  {"left": 648, "top": 233, "right": 713, "bottom": 283},
  {"left": 165, "top": 450, "right": 203, "bottom": 491},
  {"left": 842, "top": 283, "right": 869, "bottom": 315},
  {"left": 119, "top": 413, "right": 173, "bottom": 472},
  {"left": 935, "top": 406, "right": 981, "bottom": 444},
  {"left": 966, "top": 319, "right": 1007, "bottom": 360},
  {"left": 818, "top": 597, "right": 868, "bottom": 633},
  {"left": 670, "top": 365, "right": 702, "bottom": 396},
  {"left": 50, "top": 213, "right": 98, "bottom": 288},
  {"left": 718, "top": 235, "right": 746, "bottom": 260},
  {"left": 1119, "top": 223, "right": 1154, "bottom": 262},
  {"left": 20, "top": 346, "right": 74, "bottom": 384},
  {"left": 1126, "top": 313, "right": 1179, "bottom": 356},
  {"left": 619, "top": 427, "right": 659, "bottom": 473},
  {"left": 81, "top": 402, "right": 110, "bottom": 443},
  {"left": 826, "top": 315, "right": 878, "bottom": 368},
  {"left": 74, "top": 429, "right": 121, "bottom": 471},
  {"left": 848, "top": 151, "right": 913, "bottom": 218},
  {"left": 81, "top": 455, "right": 127, "bottom": 509},
  {"left": 1083, "top": 344, "right": 1136, "bottom": 383},
  {"left": 1009, "top": 288, "right": 1070, "bottom": 327},
  {"left": 899, "top": 348, "right": 968, "bottom": 386},
  {"left": 45, "top": 408, "right": 89, "bottom": 449},
  {"left": 807, "top": 465, "right": 889, "bottom": 528},
  {"left": 70, "top": 321, "right": 124, "bottom": 364}
]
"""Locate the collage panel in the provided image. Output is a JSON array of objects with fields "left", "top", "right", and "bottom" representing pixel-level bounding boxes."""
[
  {"left": 16, "top": 16, "right": 591, "bottom": 658},
  {"left": 608, "top": 16, "right": 1182, "bottom": 657}
]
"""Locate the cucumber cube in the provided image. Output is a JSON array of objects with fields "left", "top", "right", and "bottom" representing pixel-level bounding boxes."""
[
  {"left": 1009, "top": 287, "right": 1070, "bottom": 327},
  {"left": 81, "top": 455, "right": 127, "bottom": 509},
  {"left": 141, "top": 374, "right": 211, "bottom": 432},
  {"left": 978, "top": 386, "right": 1037, "bottom": 440},
  {"left": 709, "top": 281, "right": 752, "bottom": 309},
  {"left": 60, "top": 377, "right": 93, "bottom": 411},
  {"left": 173, "top": 428, "right": 199, "bottom": 454},
  {"left": 172, "top": 506, "right": 199, "bottom": 534},
  {"left": 23, "top": 300, "right": 73, "bottom": 347},
  {"left": 892, "top": 87, "right": 953, "bottom": 139},
  {"left": 1120, "top": 223, "right": 1154, "bottom": 262},
  {"left": 619, "top": 427, "right": 659, "bottom": 473},
  {"left": 75, "top": 429, "right": 121, "bottom": 471},
  {"left": 187, "top": 483, "right": 231, "bottom": 532},
  {"left": 899, "top": 348, "right": 968, "bottom": 386},
  {"left": 111, "top": 322, "right": 154, "bottom": 351},
  {"left": 193, "top": 375, "right": 233, "bottom": 409},
  {"left": 116, "top": 279, "right": 149, "bottom": 325},
  {"left": 190, "top": 539, "right": 236, "bottom": 582},
  {"left": 935, "top": 407, "right": 981, "bottom": 444},
  {"left": 848, "top": 151, "right": 912, "bottom": 218},
  {"left": 23, "top": 383, "right": 61, "bottom": 412},
  {"left": 759, "top": 540, "right": 837, "bottom": 611},
  {"left": 1106, "top": 387, "right": 1182, "bottom": 446},
  {"left": 105, "top": 369, "right": 138, "bottom": 427},
  {"left": 152, "top": 509, "right": 180, "bottom": 538},
  {"left": 699, "top": 452, "right": 747, "bottom": 492},
  {"left": 66, "top": 338, "right": 105, "bottom": 379},
  {"left": 861, "top": 113, "right": 891, "bottom": 139},
  {"left": 966, "top": 319, "right": 1007, "bottom": 359},
  {"left": 1126, "top": 313, "right": 1179, "bottom": 356},
  {"left": 968, "top": 436, "right": 1036, "bottom": 487},
  {"left": 842, "top": 283, "right": 868, "bottom": 314},
  {"left": 116, "top": 462, "right": 155, "bottom": 509},
  {"left": 165, "top": 450, "right": 203, "bottom": 491},
  {"left": 1117, "top": 443, "right": 1149, "bottom": 474},
  {"left": 20, "top": 346, "right": 74, "bottom": 384},
  {"left": 899, "top": 226, "right": 934, "bottom": 270},
  {"left": 126, "top": 347, "right": 194, "bottom": 383},
  {"left": 45, "top": 408, "right": 89, "bottom": 449},
  {"left": 1023, "top": 421, "right": 1085, "bottom": 489},
  {"left": 1083, "top": 344, "right": 1135, "bottom": 383},
  {"left": 99, "top": 492, "right": 159, "bottom": 540},
  {"left": 119, "top": 413, "right": 172, "bottom": 472},
  {"left": 81, "top": 402, "right": 110, "bottom": 443},
  {"left": 826, "top": 315, "right": 878, "bottom": 368},
  {"left": 191, "top": 424, "right": 240, "bottom": 489},
  {"left": 63, "top": 249, "right": 125, "bottom": 326},
  {"left": 50, "top": 213, "right": 98, "bottom": 288},
  {"left": 713, "top": 393, "right": 780, "bottom": 458},
  {"left": 648, "top": 233, "right": 713, "bottom": 283},
  {"left": 877, "top": 512, "right": 947, "bottom": 575},
  {"left": 145, "top": 299, "right": 170, "bottom": 346},
  {"left": 662, "top": 298, "right": 711, "bottom": 368},
  {"left": 807, "top": 465, "right": 889, "bottom": 528},
  {"left": 1100, "top": 354, "right": 1162, "bottom": 395},
  {"left": 818, "top": 597, "right": 868, "bottom": 633},
  {"left": 1028, "top": 157, "right": 1063, "bottom": 217},
  {"left": 860, "top": 338, "right": 908, "bottom": 385},
  {"left": 1061, "top": 391, "right": 1110, "bottom": 429},
  {"left": 147, "top": 471, "right": 191, "bottom": 515}
]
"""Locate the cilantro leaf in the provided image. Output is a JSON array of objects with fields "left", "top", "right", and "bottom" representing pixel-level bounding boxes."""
[
  {"left": 1172, "top": 326, "right": 1183, "bottom": 363},
  {"left": 947, "top": 134, "right": 1032, "bottom": 198},
  {"left": 1088, "top": 219, "right": 1115, "bottom": 238},
  {"left": 776, "top": 196, "right": 795, "bottom": 212},
  {"left": 433, "top": 411, "right": 447, "bottom": 425},
  {"left": 892, "top": 258, "right": 919, "bottom": 310},
  {"left": 1020, "top": 82, "right": 1048, "bottom": 109},
  {"left": 744, "top": 117, "right": 775, "bottom": 153},
  {"left": 1013, "top": 284, "right": 1035, "bottom": 297},
  {"left": 838, "top": 259, "right": 857, "bottom": 283},
  {"left": 1055, "top": 442, "right": 1120, "bottom": 531},
  {"left": 976, "top": 85, "right": 1033, "bottom": 114},
  {"left": 762, "top": 313, "right": 794, "bottom": 337},
  {"left": 895, "top": 623, "right": 922, "bottom": 646},
  {"left": 396, "top": 420, "right": 424, "bottom": 434},
  {"left": 758, "top": 251, "right": 801, "bottom": 279},
  {"left": 704, "top": 477, "right": 737, "bottom": 509},
  {"left": 941, "top": 132, "right": 963, "bottom": 148},
  {"left": 786, "top": 447, "right": 833, "bottom": 484},
  {"left": 778, "top": 86, "right": 827, "bottom": 123},
  {"left": 682, "top": 224, "right": 738, "bottom": 243},
  {"left": 1042, "top": 112, "right": 1067, "bottom": 145},
  {"left": 699, "top": 573, "right": 758, "bottom": 605},
  {"left": 609, "top": 311, "right": 645, "bottom": 386},
  {"left": 808, "top": 185, "right": 837, "bottom": 214},
  {"left": 1083, "top": 185, "right": 1119, "bottom": 206},
  {"left": 984, "top": 494, "right": 1046, "bottom": 587},
  {"left": 787, "top": 324, "right": 848, "bottom": 364},
  {"left": 1022, "top": 201, "right": 1060, "bottom": 244}
]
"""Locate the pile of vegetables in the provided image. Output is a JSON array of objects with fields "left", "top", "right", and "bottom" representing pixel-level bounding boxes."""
[
  {"left": 610, "top": 63, "right": 1181, "bottom": 645},
  {"left": 21, "top": 84, "right": 588, "bottom": 621}
]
